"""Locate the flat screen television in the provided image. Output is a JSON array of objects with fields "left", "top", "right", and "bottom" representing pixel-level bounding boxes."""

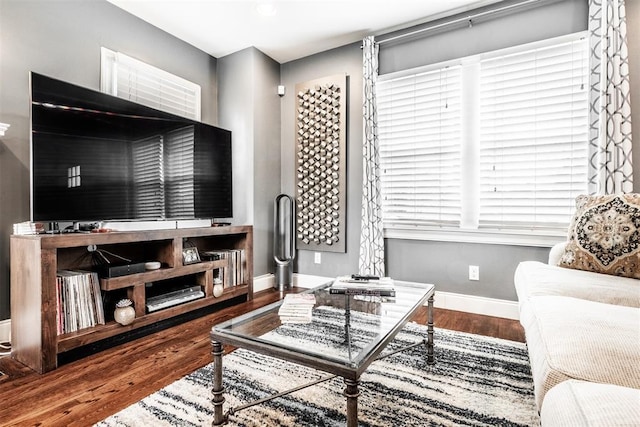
[{"left": 30, "top": 72, "right": 232, "bottom": 224}]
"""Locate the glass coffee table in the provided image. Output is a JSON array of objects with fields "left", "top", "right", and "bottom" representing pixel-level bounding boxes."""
[{"left": 210, "top": 280, "right": 435, "bottom": 426}]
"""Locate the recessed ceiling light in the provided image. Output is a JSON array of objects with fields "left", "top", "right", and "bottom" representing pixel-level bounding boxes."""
[{"left": 256, "top": 2, "right": 277, "bottom": 17}]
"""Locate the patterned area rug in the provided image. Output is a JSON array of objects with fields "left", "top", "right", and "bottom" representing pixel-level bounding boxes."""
[{"left": 96, "top": 310, "right": 538, "bottom": 427}]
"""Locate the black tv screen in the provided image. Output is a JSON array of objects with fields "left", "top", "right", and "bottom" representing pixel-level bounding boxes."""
[{"left": 30, "top": 72, "right": 232, "bottom": 223}]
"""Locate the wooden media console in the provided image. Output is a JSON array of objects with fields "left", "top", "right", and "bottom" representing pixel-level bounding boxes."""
[{"left": 10, "top": 225, "right": 253, "bottom": 373}]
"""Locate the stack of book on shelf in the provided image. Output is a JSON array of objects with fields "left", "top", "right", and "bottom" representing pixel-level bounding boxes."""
[
  {"left": 56, "top": 270, "right": 105, "bottom": 334},
  {"left": 278, "top": 293, "right": 316, "bottom": 324},
  {"left": 201, "top": 249, "right": 246, "bottom": 288},
  {"left": 330, "top": 275, "right": 396, "bottom": 297}
]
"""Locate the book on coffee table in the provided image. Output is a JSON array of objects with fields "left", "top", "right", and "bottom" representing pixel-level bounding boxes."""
[
  {"left": 278, "top": 293, "right": 316, "bottom": 323},
  {"left": 329, "top": 276, "right": 396, "bottom": 297}
]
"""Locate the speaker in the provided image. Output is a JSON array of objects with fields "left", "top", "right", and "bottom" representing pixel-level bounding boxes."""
[{"left": 99, "top": 262, "right": 147, "bottom": 278}]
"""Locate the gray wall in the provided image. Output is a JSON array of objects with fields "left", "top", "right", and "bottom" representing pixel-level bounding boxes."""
[
  {"left": 385, "top": 241, "right": 549, "bottom": 300},
  {"left": 252, "top": 51, "right": 283, "bottom": 276},
  {"left": 0, "top": 0, "right": 219, "bottom": 320},
  {"left": 280, "top": 43, "right": 365, "bottom": 276},
  {"left": 379, "top": 0, "right": 589, "bottom": 74},
  {"left": 218, "top": 47, "right": 281, "bottom": 275},
  {"left": 281, "top": 0, "right": 597, "bottom": 301},
  {"left": 218, "top": 49, "right": 254, "bottom": 227}
]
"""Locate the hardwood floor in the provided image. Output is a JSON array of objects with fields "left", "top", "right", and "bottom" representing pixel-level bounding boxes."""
[{"left": 0, "top": 288, "right": 525, "bottom": 426}]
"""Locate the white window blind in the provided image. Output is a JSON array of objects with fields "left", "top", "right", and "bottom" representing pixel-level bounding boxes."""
[
  {"left": 376, "top": 33, "right": 589, "bottom": 240},
  {"left": 100, "top": 48, "right": 201, "bottom": 121},
  {"left": 478, "top": 37, "right": 589, "bottom": 230},
  {"left": 377, "top": 66, "right": 462, "bottom": 227}
]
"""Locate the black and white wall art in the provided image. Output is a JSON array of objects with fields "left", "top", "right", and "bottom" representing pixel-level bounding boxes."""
[{"left": 294, "top": 73, "right": 347, "bottom": 253}]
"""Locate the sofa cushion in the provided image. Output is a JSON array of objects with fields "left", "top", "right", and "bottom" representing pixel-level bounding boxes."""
[
  {"left": 515, "top": 261, "right": 640, "bottom": 309},
  {"left": 519, "top": 295, "right": 640, "bottom": 409},
  {"left": 540, "top": 380, "right": 640, "bottom": 427},
  {"left": 558, "top": 193, "right": 640, "bottom": 279},
  {"left": 547, "top": 242, "right": 567, "bottom": 266}
]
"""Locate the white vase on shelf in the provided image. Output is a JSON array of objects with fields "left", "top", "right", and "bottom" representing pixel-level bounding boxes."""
[
  {"left": 114, "top": 299, "right": 135, "bottom": 326},
  {"left": 213, "top": 278, "right": 224, "bottom": 297}
]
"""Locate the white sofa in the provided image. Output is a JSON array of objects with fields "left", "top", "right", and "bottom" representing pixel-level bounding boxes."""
[{"left": 515, "top": 246, "right": 640, "bottom": 425}]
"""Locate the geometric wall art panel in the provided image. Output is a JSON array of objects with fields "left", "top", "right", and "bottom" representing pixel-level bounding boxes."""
[{"left": 294, "top": 73, "right": 347, "bottom": 253}]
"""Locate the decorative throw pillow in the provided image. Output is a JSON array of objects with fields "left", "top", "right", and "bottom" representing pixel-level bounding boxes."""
[{"left": 558, "top": 194, "right": 640, "bottom": 279}]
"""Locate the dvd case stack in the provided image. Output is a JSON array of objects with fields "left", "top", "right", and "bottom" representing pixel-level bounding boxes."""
[
  {"left": 56, "top": 270, "right": 105, "bottom": 334},
  {"left": 201, "top": 249, "right": 246, "bottom": 288}
]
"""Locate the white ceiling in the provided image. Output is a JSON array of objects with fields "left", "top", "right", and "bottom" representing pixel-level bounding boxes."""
[{"left": 106, "top": 0, "right": 503, "bottom": 63}]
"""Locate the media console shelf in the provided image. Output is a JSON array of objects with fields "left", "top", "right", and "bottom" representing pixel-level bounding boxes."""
[{"left": 10, "top": 225, "right": 253, "bottom": 373}]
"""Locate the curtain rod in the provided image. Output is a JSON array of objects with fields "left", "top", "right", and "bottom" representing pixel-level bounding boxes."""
[{"left": 376, "top": 0, "right": 542, "bottom": 45}]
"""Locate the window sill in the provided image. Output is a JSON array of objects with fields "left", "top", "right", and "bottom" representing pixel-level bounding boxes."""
[{"left": 384, "top": 227, "right": 567, "bottom": 248}]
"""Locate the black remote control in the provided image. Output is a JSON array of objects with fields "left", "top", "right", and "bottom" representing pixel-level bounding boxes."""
[{"left": 351, "top": 274, "right": 380, "bottom": 281}]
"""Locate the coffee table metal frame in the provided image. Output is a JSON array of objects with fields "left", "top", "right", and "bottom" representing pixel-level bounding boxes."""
[{"left": 210, "top": 280, "right": 435, "bottom": 426}]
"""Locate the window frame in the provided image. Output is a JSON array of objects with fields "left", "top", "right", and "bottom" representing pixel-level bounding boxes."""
[
  {"left": 100, "top": 47, "right": 201, "bottom": 121},
  {"left": 377, "top": 32, "right": 589, "bottom": 247}
]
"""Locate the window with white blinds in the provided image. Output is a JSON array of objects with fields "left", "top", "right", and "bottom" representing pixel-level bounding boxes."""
[
  {"left": 376, "top": 32, "right": 589, "bottom": 237},
  {"left": 377, "top": 66, "right": 462, "bottom": 227},
  {"left": 100, "top": 48, "right": 201, "bottom": 121},
  {"left": 478, "top": 37, "right": 589, "bottom": 230}
]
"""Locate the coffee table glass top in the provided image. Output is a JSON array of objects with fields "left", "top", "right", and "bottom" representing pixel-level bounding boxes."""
[{"left": 211, "top": 280, "right": 435, "bottom": 371}]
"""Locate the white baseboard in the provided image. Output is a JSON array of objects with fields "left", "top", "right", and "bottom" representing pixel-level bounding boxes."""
[
  {"left": 253, "top": 273, "right": 331, "bottom": 293},
  {"left": 434, "top": 291, "right": 519, "bottom": 320},
  {"left": 0, "top": 319, "right": 10, "bottom": 344},
  {"left": 254, "top": 273, "right": 519, "bottom": 320},
  {"left": 253, "top": 274, "right": 275, "bottom": 293}
]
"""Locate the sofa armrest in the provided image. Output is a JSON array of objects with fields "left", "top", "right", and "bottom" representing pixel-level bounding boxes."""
[{"left": 548, "top": 242, "right": 567, "bottom": 266}]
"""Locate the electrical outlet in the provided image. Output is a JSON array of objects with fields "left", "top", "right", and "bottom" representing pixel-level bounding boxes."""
[
  {"left": 314, "top": 252, "right": 321, "bottom": 264},
  {"left": 469, "top": 265, "right": 480, "bottom": 281}
]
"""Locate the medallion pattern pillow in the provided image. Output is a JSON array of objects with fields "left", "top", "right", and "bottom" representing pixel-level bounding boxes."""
[{"left": 559, "top": 194, "right": 640, "bottom": 279}]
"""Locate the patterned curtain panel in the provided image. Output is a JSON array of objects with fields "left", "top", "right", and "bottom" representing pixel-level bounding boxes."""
[
  {"left": 358, "top": 36, "right": 386, "bottom": 276},
  {"left": 588, "top": 0, "right": 634, "bottom": 194}
]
